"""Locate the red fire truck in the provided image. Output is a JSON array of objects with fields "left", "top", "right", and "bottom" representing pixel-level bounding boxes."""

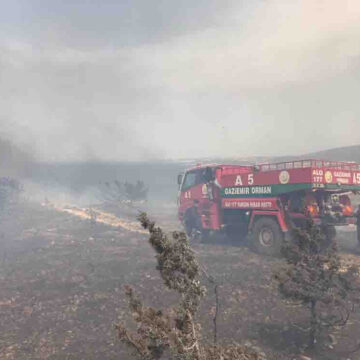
[{"left": 177, "top": 160, "right": 360, "bottom": 255}]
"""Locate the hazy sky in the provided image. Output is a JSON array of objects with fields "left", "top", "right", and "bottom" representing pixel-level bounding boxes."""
[{"left": 1, "top": 0, "right": 360, "bottom": 161}]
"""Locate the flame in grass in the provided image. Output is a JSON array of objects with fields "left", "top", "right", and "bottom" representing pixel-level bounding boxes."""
[{"left": 43, "top": 203, "right": 147, "bottom": 234}]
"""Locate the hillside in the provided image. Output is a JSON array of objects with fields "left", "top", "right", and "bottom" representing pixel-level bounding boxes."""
[
  {"left": 183, "top": 145, "right": 360, "bottom": 166},
  {"left": 263, "top": 144, "right": 360, "bottom": 164},
  {"left": 302, "top": 145, "right": 360, "bottom": 163}
]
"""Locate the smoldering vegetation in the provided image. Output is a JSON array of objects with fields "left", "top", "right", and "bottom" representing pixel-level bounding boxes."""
[
  {"left": 1, "top": 141, "right": 360, "bottom": 360},
  {"left": 26, "top": 160, "right": 183, "bottom": 204}
]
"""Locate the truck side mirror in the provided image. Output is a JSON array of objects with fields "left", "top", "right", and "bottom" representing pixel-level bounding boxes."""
[{"left": 177, "top": 174, "right": 183, "bottom": 186}]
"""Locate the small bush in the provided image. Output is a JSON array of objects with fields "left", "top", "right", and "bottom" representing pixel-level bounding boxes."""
[{"left": 98, "top": 180, "right": 148, "bottom": 205}]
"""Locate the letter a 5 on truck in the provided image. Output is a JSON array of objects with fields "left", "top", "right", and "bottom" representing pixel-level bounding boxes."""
[{"left": 177, "top": 160, "right": 360, "bottom": 255}]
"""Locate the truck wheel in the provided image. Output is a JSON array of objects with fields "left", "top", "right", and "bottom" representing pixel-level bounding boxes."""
[{"left": 251, "top": 217, "right": 283, "bottom": 255}]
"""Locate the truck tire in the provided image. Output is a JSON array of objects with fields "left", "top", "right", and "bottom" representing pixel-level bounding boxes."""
[{"left": 251, "top": 217, "right": 283, "bottom": 256}]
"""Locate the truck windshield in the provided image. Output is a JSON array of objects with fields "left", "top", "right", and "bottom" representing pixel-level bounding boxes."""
[
  {"left": 181, "top": 168, "right": 211, "bottom": 191},
  {"left": 182, "top": 171, "right": 198, "bottom": 191}
]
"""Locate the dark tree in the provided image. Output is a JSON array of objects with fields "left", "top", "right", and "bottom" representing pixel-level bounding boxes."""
[
  {"left": 117, "top": 213, "right": 264, "bottom": 360},
  {"left": 124, "top": 180, "right": 148, "bottom": 202},
  {"left": 275, "top": 220, "right": 360, "bottom": 349},
  {"left": 98, "top": 179, "right": 148, "bottom": 205}
]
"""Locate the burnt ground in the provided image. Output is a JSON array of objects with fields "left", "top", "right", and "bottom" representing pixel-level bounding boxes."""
[{"left": 1, "top": 201, "right": 360, "bottom": 360}]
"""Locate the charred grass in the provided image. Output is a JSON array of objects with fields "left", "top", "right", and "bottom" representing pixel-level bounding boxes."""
[{"left": 1, "top": 203, "right": 360, "bottom": 359}]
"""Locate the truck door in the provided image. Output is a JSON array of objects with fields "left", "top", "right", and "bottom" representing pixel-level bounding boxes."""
[
  {"left": 179, "top": 169, "right": 203, "bottom": 210},
  {"left": 179, "top": 168, "right": 220, "bottom": 233}
]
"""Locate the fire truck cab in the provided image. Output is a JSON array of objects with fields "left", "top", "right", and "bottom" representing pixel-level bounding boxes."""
[{"left": 177, "top": 160, "right": 360, "bottom": 255}]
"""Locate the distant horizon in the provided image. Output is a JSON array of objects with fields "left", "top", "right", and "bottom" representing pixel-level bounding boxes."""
[{"left": 29, "top": 142, "right": 360, "bottom": 164}]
